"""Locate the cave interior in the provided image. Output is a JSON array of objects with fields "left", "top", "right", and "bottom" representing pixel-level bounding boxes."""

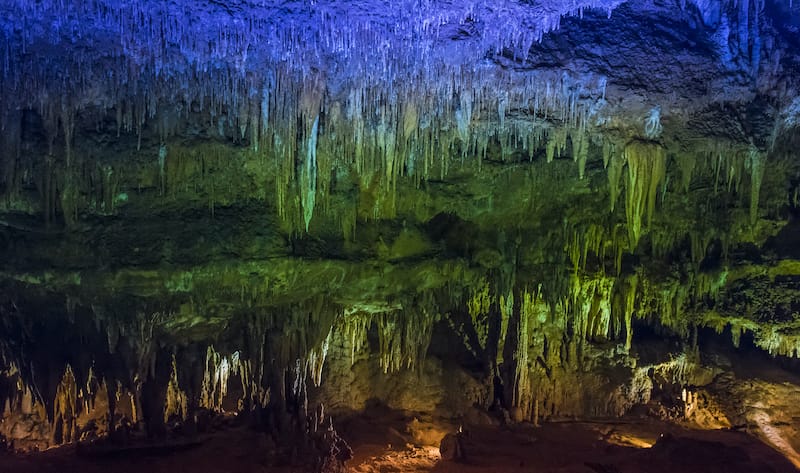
[{"left": 1, "top": 0, "right": 800, "bottom": 471}]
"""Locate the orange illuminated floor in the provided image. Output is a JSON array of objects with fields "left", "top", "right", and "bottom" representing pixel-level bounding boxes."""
[{"left": 0, "top": 417, "right": 797, "bottom": 472}]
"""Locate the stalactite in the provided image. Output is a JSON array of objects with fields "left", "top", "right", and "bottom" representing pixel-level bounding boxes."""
[
  {"left": 468, "top": 279, "right": 492, "bottom": 350},
  {"left": 134, "top": 311, "right": 171, "bottom": 383},
  {"left": 571, "top": 130, "right": 589, "bottom": 179},
  {"left": 758, "top": 329, "right": 800, "bottom": 358},
  {"left": 623, "top": 140, "right": 667, "bottom": 250},
  {"left": 746, "top": 144, "right": 765, "bottom": 226},
  {"left": 302, "top": 115, "right": 319, "bottom": 232},
  {"left": 578, "top": 278, "right": 615, "bottom": 342},
  {"left": 497, "top": 292, "right": 513, "bottom": 365},
  {"left": 620, "top": 274, "right": 638, "bottom": 351},
  {"left": 568, "top": 224, "right": 609, "bottom": 274},
  {"left": 306, "top": 327, "right": 332, "bottom": 387},
  {"left": 601, "top": 140, "right": 625, "bottom": 213},
  {"left": 455, "top": 93, "right": 473, "bottom": 144},
  {"left": 689, "top": 231, "right": 713, "bottom": 267},
  {"left": 61, "top": 107, "right": 75, "bottom": 167},
  {"left": 158, "top": 144, "right": 167, "bottom": 196},
  {"left": 341, "top": 309, "right": 372, "bottom": 366},
  {"left": 674, "top": 152, "right": 696, "bottom": 193},
  {"left": 546, "top": 127, "right": 570, "bottom": 163}
]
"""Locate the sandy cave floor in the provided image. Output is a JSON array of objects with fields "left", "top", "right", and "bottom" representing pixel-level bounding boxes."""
[{"left": 0, "top": 414, "right": 798, "bottom": 473}]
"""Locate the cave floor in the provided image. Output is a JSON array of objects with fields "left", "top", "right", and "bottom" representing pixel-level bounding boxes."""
[
  {"left": 0, "top": 416, "right": 797, "bottom": 473},
  {"left": 348, "top": 418, "right": 799, "bottom": 473}
]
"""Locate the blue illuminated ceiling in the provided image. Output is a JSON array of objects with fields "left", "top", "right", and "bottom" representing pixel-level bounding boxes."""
[{"left": 0, "top": 0, "right": 798, "bottom": 154}]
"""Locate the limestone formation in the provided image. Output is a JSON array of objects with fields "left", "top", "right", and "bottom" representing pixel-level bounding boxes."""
[{"left": 0, "top": 0, "right": 799, "bottom": 471}]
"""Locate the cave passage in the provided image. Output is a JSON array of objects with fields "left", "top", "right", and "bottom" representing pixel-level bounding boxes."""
[{"left": 1, "top": 0, "right": 800, "bottom": 471}]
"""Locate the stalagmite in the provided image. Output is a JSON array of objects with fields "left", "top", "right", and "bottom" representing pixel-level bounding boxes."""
[
  {"left": 201, "top": 346, "right": 233, "bottom": 412},
  {"left": 164, "top": 355, "right": 188, "bottom": 422},
  {"left": 53, "top": 365, "right": 78, "bottom": 444}
]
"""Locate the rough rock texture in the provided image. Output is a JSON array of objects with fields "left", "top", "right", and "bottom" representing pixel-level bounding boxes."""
[{"left": 1, "top": 0, "right": 800, "bottom": 471}]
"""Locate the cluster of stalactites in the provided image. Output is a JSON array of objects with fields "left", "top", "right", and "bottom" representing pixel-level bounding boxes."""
[
  {"left": 510, "top": 286, "right": 599, "bottom": 422},
  {"left": 293, "top": 325, "right": 333, "bottom": 395},
  {"left": 684, "top": 139, "right": 770, "bottom": 243},
  {"left": 468, "top": 279, "right": 493, "bottom": 351},
  {"left": 757, "top": 329, "right": 800, "bottom": 358},
  {"left": 703, "top": 140, "right": 768, "bottom": 229},
  {"left": 263, "top": 69, "right": 605, "bottom": 231},
  {"left": 500, "top": 275, "right": 643, "bottom": 422},
  {"left": 570, "top": 133, "right": 754, "bottom": 274},
  {"left": 0, "top": 0, "right": 618, "bottom": 232},
  {"left": 440, "top": 266, "right": 739, "bottom": 424},
  {"left": 567, "top": 222, "right": 628, "bottom": 276},
  {"left": 0, "top": 50, "right": 608, "bottom": 231},
  {"left": 199, "top": 346, "right": 259, "bottom": 413},
  {"left": 339, "top": 305, "right": 440, "bottom": 374},
  {"left": 308, "top": 327, "right": 333, "bottom": 388},
  {"left": 597, "top": 135, "right": 770, "bottom": 264},
  {"left": 611, "top": 352, "right": 702, "bottom": 417},
  {"left": 703, "top": 308, "right": 800, "bottom": 358},
  {"left": 630, "top": 263, "right": 800, "bottom": 360},
  {"left": 622, "top": 140, "right": 668, "bottom": 250},
  {"left": 546, "top": 127, "right": 591, "bottom": 178},
  {"left": 1, "top": 364, "right": 39, "bottom": 416},
  {"left": 0, "top": 0, "right": 622, "bottom": 103}
]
